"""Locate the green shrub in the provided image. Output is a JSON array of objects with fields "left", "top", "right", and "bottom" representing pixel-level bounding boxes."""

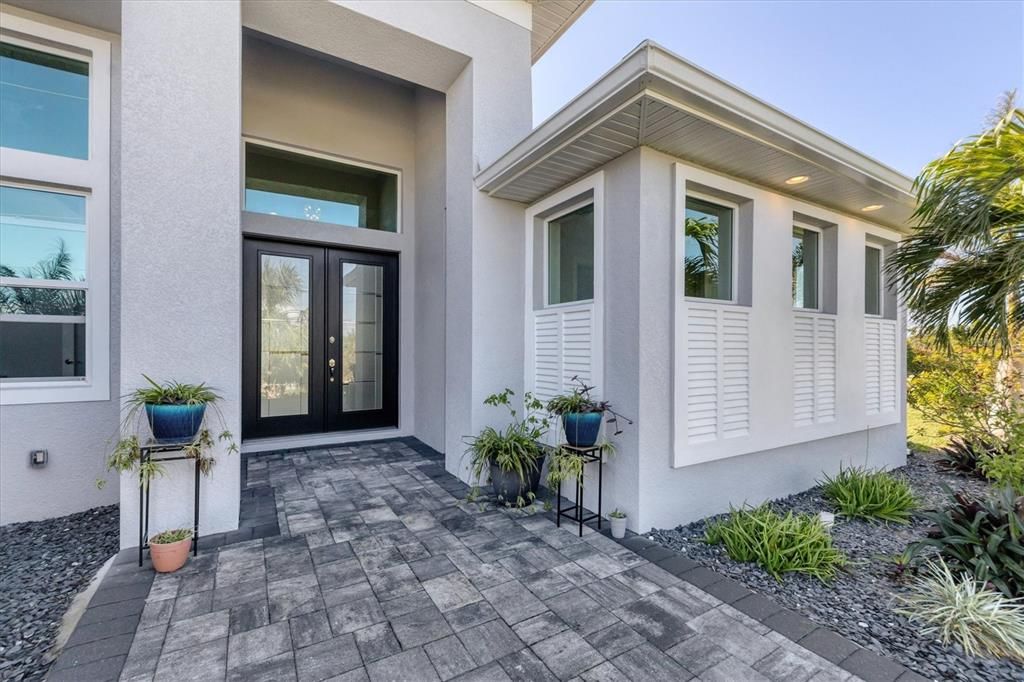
[
  {"left": 894, "top": 559, "right": 1024, "bottom": 662},
  {"left": 907, "top": 335, "right": 1024, "bottom": 455},
  {"left": 981, "top": 451, "right": 1024, "bottom": 495},
  {"left": 819, "top": 466, "right": 918, "bottom": 523},
  {"left": 910, "top": 487, "right": 1024, "bottom": 598},
  {"left": 705, "top": 504, "right": 846, "bottom": 582}
]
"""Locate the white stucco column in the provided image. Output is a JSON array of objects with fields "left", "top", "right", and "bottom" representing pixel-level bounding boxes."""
[{"left": 119, "top": 0, "right": 242, "bottom": 547}]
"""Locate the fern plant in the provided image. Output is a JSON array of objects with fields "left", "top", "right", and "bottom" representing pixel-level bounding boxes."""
[
  {"left": 819, "top": 466, "right": 918, "bottom": 524},
  {"left": 894, "top": 559, "right": 1024, "bottom": 662}
]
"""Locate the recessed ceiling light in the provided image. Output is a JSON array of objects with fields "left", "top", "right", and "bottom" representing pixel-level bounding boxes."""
[
  {"left": 861, "top": 204, "right": 884, "bottom": 212},
  {"left": 785, "top": 175, "right": 809, "bottom": 185}
]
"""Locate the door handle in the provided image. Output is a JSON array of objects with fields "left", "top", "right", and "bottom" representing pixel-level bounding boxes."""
[{"left": 329, "top": 358, "right": 335, "bottom": 382}]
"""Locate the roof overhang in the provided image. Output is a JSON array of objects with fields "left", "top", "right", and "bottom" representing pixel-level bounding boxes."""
[
  {"left": 530, "top": 0, "right": 593, "bottom": 62},
  {"left": 478, "top": 41, "right": 916, "bottom": 231}
]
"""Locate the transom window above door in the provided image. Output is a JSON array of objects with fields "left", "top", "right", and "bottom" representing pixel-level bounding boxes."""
[
  {"left": 244, "top": 141, "right": 400, "bottom": 232},
  {"left": 546, "top": 202, "right": 594, "bottom": 305}
]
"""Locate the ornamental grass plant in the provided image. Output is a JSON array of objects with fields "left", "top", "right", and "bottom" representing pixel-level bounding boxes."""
[
  {"left": 705, "top": 503, "right": 846, "bottom": 582},
  {"left": 819, "top": 466, "right": 918, "bottom": 523},
  {"left": 894, "top": 559, "right": 1024, "bottom": 663}
]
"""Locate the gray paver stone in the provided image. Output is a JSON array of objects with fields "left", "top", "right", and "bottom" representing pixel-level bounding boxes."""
[
  {"left": 354, "top": 622, "right": 402, "bottom": 663},
  {"left": 531, "top": 629, "right": 604, "bottom": 680},
  {"left": 366, "top": 648, "right": 440, "bottom": 682}
]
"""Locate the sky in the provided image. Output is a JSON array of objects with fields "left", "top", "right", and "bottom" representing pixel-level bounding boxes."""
[{"left": 532, "top": 0, "right": 1024, "bottom": 179}]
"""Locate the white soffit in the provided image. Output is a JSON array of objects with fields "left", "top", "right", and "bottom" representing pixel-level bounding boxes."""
[
  {"left": 478, "top": 41, "right": 916, "bottom": 231},
  {"left": 530, "top": 0, "right": 593, "bottom": 62}
]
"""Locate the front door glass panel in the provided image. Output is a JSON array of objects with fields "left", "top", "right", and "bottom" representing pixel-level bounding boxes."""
[
  {"left": 259, "top": 254, "right": 311, "bottom": 417},
  {"left": 341, "top": 263, "right": 384, "bottom": 412}
]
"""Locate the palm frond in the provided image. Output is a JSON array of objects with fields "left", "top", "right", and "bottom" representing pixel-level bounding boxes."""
[{"left": 887, "top": 103, "right": 1024, "bottom": 354}]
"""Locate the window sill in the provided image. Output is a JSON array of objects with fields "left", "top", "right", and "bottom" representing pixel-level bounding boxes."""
[
  {"left": 684, "top": 296, "right": 743, "bottom": 306},
  {"left": 0, "top": 379, "right": 110, "bottom": 406}
]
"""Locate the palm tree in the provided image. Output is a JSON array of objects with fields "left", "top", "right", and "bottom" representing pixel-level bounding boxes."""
[{"left": 886, "top": 95, "right": 1023, "bottom": 356}]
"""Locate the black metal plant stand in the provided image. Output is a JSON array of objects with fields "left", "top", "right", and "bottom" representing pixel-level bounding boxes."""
[
  {"left": 556, "top": 444, "right": 603, "bottom": 537},
  {"left": 138, "top": 440, "right": 201, "bottom": 567}
]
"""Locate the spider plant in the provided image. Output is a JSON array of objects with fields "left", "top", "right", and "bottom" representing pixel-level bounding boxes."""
[
  {"left": 464, "top": 389, "right": 549, "bottom": 505},
  {"left": 101, "top": 375, "right": 237, "bottom": 489}
]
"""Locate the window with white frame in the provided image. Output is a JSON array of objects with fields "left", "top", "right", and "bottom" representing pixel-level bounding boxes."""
[
  {"left": 792, "top": 223, "right": 821, "bottom": 310},
  {"left": 864, "top": 244, "right": 883, "bottom": 316},
  {"left": 525, "top": 174, "right": 604, "bottom": 404},
  {"left": 0, "top": 12, "right": 111, "bottom": 404},
  {"left": 684, "top": 194, "right": 735, "bottom": 301},
  {"left": 545, "top": 202, "right": 594, "bottom": 306}
]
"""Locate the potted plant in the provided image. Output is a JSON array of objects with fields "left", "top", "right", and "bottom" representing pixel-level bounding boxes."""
[
  {"left": 134, "top": 375, "right": 219, "bottom": 442},
  {"left": 609, "top": 508, "right": 627, "bottom": 539},
  {"left": 148, "top": 528, "right": 192, "bottom": 573},
  {"left": 103, "top": 375, "right": 237, "bottom": 489},
  {"left": 465, "top": 389, "right": 550, "bottom": 507},
  {"left": 545, "top": 377, "right": 630, "bottom": 447}
]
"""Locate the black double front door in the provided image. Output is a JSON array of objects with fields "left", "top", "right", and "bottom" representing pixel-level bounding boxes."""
[{"left": 242, "top": 239, "right": 398, "bottom": 438}]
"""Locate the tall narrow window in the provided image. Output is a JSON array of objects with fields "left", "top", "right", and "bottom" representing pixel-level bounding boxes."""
[
  {"left": 245, "top": 142, "right": 399, "bottom": 232},
  {"left": 792, "top": 225, "right": 820, "bottom": 309},
  {"left": 865, "top": 245, "right": 882, "bottom": 316},
  {"left": 684, "top": 196, "right": 734, "bottom": 301},
  {"left": 0, "top": 13, "right": 110, "bottom": 405},
  {"left": 546, "top": 203, "right": 594, "bottom": 305}
]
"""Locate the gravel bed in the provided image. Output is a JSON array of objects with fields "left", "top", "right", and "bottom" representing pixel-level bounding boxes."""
[
  {"left": 650, "top": 452, "right": 1023, "bottom": 681},
  {"left": 0, "top": 505, "right": 120, "bottom": 681}
]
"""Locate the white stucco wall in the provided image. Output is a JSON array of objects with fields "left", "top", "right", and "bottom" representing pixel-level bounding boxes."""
[
  {"left": 587, "top": 150, "right": 643, "bottom": 521},
  {"left": 631, "top": 148, "right": 908, "bottom": 531},
  {"left": 0, "top": 6, "right": 121, "bottom": 525},
  {"left": 414, "top": 88, "right": 449, "bottom": 453},
  {"left": 118, "top": 0, "right": 242, "bottom": 547},
  {"left": 531, "top": 146, "right": 908, "bottom": 532}
]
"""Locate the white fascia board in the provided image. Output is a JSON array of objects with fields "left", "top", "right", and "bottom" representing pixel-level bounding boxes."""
[{"left": 477, "top": 40, "right": 915, "bottom": 220}]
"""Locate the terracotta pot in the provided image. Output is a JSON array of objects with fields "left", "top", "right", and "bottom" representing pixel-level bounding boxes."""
[{"left": 149, "top": 537, "right": 192, "bottom": 573}]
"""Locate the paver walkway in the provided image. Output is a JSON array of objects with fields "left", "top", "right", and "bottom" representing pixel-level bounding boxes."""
[{"left": 110, "top": 440, "right": 863, "bottom": 681}]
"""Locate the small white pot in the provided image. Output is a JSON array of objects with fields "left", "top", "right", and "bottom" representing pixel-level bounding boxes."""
[{"left": 610, "top": 516, "right": 627, "bottom": 539}]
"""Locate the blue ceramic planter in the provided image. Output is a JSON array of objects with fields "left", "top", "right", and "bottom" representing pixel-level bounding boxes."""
[
  {"left": 145, "top": 403, "right": 206, "bottom": 443},
  {"left": 562, "top": 412, "right": 602, "bottom": 447}
]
